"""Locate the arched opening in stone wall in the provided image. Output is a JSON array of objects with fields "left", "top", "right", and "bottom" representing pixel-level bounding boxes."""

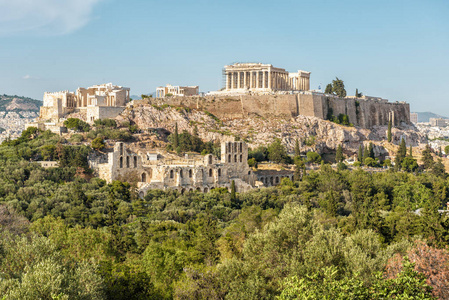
[
  {"left": 196, "top": 187, "right": 201, "bottom": 191},
  {"left": 239, "top": 143, "right": 242, "bottom": 152},
  {"left": 141, "top": 172, "right": 146, "bottom": 183},
  {"left": 120, "top": 157, "right": 123, "bottom": 168},
  {"left": 270, "top": 177, "right": 274, "bottom": 186},
  {"left": 218, "top": 169, "right": 221, "bottom": 177},
  {"left": 138, "top": 191, "right": 144, "bottom": 198},
  {"left": 126, "top": 156, "right": 130, "bottom": 168},
  {"left": 208, "top": 155, "right": 212, "bottom": 164},
  {"left": 189, "top": 188, "right": 193, "bottom": 192},
  {"left": 189, "top": 169, "right": 192, "bottom": 178},
  {"left": 170, "top": 170, "right": 174, "bottom": 179},
  {"left": 180, "top": 170, "right": 183, "bottom": 178},
  {"left": 181, "top": 188, "right": 185, "bottom": 194},
  {"left": 260, "top": 177, "right": 264, "bottom": 183},
  {"left": 240, "top": 155, "right": 243, "bottom": 163},
  {"left": 234, "top": 155, "right": 237, "bottom": 163},
  {"left": 120, "top": 143, "right": 123, "bottom": 155},
  {"left": 228, "top": 154, "right": 231, "bottom": 162},
  {"left": 275, "top": 176, "right": 279, "bottom": 184},
  {"left": 134, "top": 156, "right": 137, "bottom": 168},
  {"left": 248, "top": 171, "right": 251, "bottom": 175},
  {"left": 204, "top": 187, "right": 208, "bottom": 193},
  {"left": 209, "top": 169, "right": 213, "bottom": 177}
]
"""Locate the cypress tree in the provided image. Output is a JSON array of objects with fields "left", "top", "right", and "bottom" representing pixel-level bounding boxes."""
[
  {"left": 358, "top": 145, "right": 363, "bottom": 162},
  {"left": 369, "top": 142, "right": 375, "bottom": 159},
  {"left": 422, "top": 144, "right": 434, "bottom": 170},
  {"left": 294, "top": 139, "right": 301, "bottom": 157},
  {"left": 336, "top": 144, "right": 343, "bottom": 163},
  {"left": 399, "top": 138, "right": 407, "bottom": 158},
  {"left": 355, "top": 88, "right": 358, "bottom": 97},
  {"left": 230, "top": 180, "right": 236, "bottom": 201},
  {"left": 387, "top": 120, "right": 392, "bottom": 143},
  {"left": 363, "top": 145, "right": 369, "bottom": 162},
  {"left": 325, "top": 83, "right": 333, "bottom": 94},
  {"left": 409, "top": 145, "right": 413, "bottom": 157},
  {"left": 173, "top": 122, "right": 179, "bottom": 149}
]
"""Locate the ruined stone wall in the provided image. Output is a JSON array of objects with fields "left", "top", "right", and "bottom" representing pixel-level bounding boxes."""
[
  {"left": 86, "top": 106, "right": 126, "bottom": 123},
  {"left": 138, "top": 93, "right": 409, "bottom": 128}
]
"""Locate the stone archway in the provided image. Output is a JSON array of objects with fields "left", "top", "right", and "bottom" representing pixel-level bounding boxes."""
[{"left": 141, "top": 172, "right": 147, "bottom": 183}]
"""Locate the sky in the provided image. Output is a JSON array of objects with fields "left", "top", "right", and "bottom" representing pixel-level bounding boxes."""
[{"left": 0, "top": 0, "right": 448, "bottom": 114}]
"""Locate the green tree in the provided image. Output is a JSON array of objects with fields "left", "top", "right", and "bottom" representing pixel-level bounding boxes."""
[
  {"left": 409, "top": 145, "right": 413, "bottom": 157},
  {"left": 91, "top": 137, "right": 105, "bottom": 151},
  {"left": 332, "top": 77, "right": 347, "bottom": 98},
  {"left": 335, "top": 144, "right": 343, "bottom": 163},
  {"left": 358, "top": 144, "right": 363, "bottom": 162},
  {"left": 363, "top": 145, "right": 369, "bottom": 162},
  {"left": 267, "top": 139, "right": 290, "bottom": 164},
  {"left": 230, "top": 180, "right": 236, "bottom": 201},
  {"left": 307, "top": 151, "right": 321, "bottom": 164},
  {"left": 431, "top": 158, "right": 446, "bottom": 178},
  {"left": 173, "top": 123, "right": 179, "bottom": 150},
  {"left": 421, "top": 144, "right": 434, "bottom": 169},
  {"left": 325, "top": 83, "right": 333, "bottom": 94},
  {"left": 401, "top": 157, "right": 418, "bottom": 172},
  {"left": 294, "top": 138, "right": 300, "bottom": 157},
  {"left": 369, "top": 142, "right": 375, "bottom": 159},
  {"left": 387, "top": 120, "right": 392, "bottom": 143}
]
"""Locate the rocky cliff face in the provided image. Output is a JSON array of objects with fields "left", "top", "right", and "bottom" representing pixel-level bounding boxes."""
[{"left": 116, "top": 103, "right": 425, "bottom": 156}]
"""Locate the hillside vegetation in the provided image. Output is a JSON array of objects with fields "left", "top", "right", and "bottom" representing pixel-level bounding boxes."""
[{"left": 0, "top": 126, "right": 448, "bottom": 299}]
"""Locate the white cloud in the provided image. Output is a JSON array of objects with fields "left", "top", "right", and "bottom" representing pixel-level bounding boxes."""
[
  {"left": 22, "top": 75, "right": 40, "bottom": 80},
  {"left": 0, "top": 0, "right": 103, "bottom": 36}
]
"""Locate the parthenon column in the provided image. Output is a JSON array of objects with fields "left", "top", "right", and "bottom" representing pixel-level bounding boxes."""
[
  {"left": 262, "top": 71, "right": 265, "bottom": 89},
  {"left": 249, "top": 71, "right": 253, "bottom": 89},
  {"left": 231, "top": 72, "right": 235, "bottom": 90},
  {"left": 268, "top": 71, "right": 272, "bottom": 89},
  {"left": 243, "top": 72, "right": 247, "bottom": 88},
  {"left": 256, "top": 71, "right": 259, "bottom": 89},
  {"left": 237, "top": 72, "right": 241, "bottom": 89},
  {"left": 226, "top": 73, "right": 230, "bottom": 90}
]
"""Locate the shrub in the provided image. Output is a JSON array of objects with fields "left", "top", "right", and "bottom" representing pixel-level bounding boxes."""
[
  {"left": 64, "top": 118, "right": 90, "bottom": 132},
  {"left": 307, "top": 151, "right": 321, "bottom": 163}
]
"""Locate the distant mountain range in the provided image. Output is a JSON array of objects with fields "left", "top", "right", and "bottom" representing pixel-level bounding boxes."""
[
  {"left": 0, "top": 94, "right": 42, "bottom": 112},
  {"left": 414, "top": 112, "right": 449, "bottom": 123}
]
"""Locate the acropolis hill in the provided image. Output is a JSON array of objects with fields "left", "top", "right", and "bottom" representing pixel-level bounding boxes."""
[{"left": 151, "top": 63, "right": 410, "bottom": 128}]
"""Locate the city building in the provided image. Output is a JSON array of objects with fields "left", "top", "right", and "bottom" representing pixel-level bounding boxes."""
[
  {"left": 430, "top": 118, "right": 448, "bottom": 127},
  {"left": 410, "top": 112, "right": 418, "bottom": 123},
  {"left": 156, "top": 84, "right": 199, "bottom": 98}
]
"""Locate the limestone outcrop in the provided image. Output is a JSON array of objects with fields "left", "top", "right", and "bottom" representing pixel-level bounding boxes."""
[{"left": 116, "top": 103, "right": 425, "bottom": 157}]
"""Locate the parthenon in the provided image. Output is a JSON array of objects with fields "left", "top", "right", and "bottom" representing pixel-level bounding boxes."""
[{"left": 224, "top": 63, "right": 310, "bottom": 92}]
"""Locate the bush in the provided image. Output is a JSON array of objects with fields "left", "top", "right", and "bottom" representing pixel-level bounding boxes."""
[
  {"left": 70, "top": 134, "right": 84, "bottom": 143},
  {"left": 337, "top": 162, "right": 347, "bottom": 171},
  {"left": 94, "top": 119, "right": 117, "bottom": 128},
  {"left": 64, "top": 118, "right": 90, "bottom": 132},
  {"left": 91, "top": 137, "right": 105, "bottom": 150},
  {"left": 307, "top": 151, "right": 321, "bottom": 164}
]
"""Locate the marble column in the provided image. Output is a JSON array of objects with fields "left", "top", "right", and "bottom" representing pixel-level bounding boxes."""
[
  {"left": 249, "top": 71, "right": 253, "bottom": 89},
  {"left": 226, "top": 73, "right": 230, "bottom": 90},
  {"left": 231, "top": 72, "right": 235, "bottom": 90},
  {"left": 256, "top": 71, "right": 259, "bottom": 89},
  {"left": 268, "top": 71, "right": 271, "bottom": 89},
  {"left": 262, "top": 71, "right": 266, "bottom": 89},
  {"left": 237, "top": 72, "right": 241, "bottom": 89}
]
